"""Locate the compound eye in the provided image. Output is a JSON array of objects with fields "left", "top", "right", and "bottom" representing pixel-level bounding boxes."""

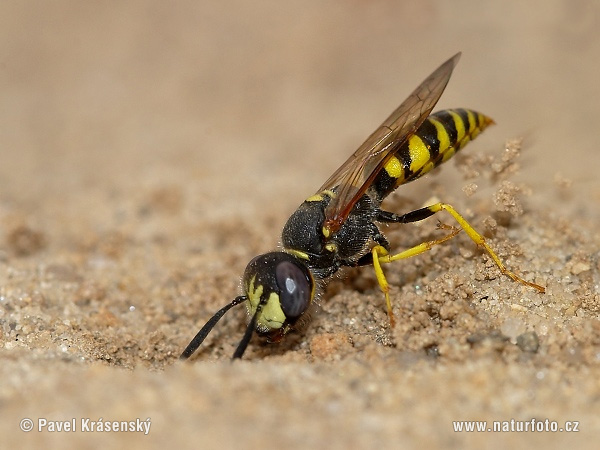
[{"left": 275, "top": 261, "right": 312, "bottom": 319}]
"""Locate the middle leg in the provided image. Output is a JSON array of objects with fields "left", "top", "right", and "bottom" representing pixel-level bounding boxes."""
[{"left": 371, "top": 224, "right": 461, "bottom": 327}]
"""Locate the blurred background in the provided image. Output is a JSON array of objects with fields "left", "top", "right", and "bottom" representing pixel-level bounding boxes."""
[
  {"left": 1, "top": 0, "right": 598, "bottom": 219},
  {"left": 1, "top": 3, "right": 598, "bottom": 448}
]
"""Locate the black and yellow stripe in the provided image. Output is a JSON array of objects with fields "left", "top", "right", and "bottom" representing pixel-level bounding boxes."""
[{"left": 370, "top": 108, "right": 493, "bottom": 202}]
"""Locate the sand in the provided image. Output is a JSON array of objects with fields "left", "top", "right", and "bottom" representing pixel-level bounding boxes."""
[{"left": 1, "top": 1, "right": 599, "bottom": 449}]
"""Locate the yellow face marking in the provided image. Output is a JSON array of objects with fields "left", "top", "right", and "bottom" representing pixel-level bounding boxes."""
[
  {"left": 257, "top": 292, "right": 285, "bottom": 330},
  {"left": 449, "top": 110, "right": 466, "bottom": 143},
  {"left": 383, "top": 155, "right": 403, "bottom": 180},
  {"left": 246, "top": 276, "right": 285, "bottom": 331},
  {"left": 408, "top": 134, "right": 431, "bottom": 173},
  {"left": 322, "top": 226, "right": 331, "bottom": 238},
  {"left": 246, "top": 276, "right": 263, "bottom": 312}
]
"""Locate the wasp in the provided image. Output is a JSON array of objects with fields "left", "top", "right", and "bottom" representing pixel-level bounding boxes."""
[{"left": 180, "top": 52, "right": 544, "bottom": 361}]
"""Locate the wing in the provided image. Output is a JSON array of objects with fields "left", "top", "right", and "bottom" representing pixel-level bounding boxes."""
[{"left": 320, "top": 52, "right": 461, "bottom": 234}]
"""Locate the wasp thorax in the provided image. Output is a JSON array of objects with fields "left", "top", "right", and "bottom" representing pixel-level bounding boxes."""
[{"left": 243, "top": 252, "right": 314, "bottom": 334}]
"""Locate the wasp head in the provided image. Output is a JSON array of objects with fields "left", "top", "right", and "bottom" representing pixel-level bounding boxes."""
[
  {"left": 243, "top": 252, "right": 315, "bottom": 339},
  {"left": 180, "top": 251, "right": 314, "bottom": 360}
]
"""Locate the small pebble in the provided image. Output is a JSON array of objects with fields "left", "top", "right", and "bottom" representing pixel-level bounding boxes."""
[{"left": 516, "top": 332, "right": 539, "bottom": 353}]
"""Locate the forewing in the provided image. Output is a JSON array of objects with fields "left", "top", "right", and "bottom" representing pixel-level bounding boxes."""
[{"left": 319, "top": 52, "right": 461, "bottom": 233}]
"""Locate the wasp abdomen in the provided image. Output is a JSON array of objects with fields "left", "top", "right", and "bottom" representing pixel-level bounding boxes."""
[{"left": 371, "top": 108, "right": 493, "bottom": 202}]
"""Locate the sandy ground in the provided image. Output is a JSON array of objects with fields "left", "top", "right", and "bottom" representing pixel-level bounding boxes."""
[{"left": 1, "top": 1, "right": 599, "bottom": 449}]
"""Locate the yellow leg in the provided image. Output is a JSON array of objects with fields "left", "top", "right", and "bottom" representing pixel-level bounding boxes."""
[
  {"left": 420, "top": 203, "right": 545, "bottom": 293},
  {"left": 372, "top": 202, "right": 545, "bottom": 327},
  {"left": 372, "top": 225, "right": 461, "bottom": 328},
  {"left": 371, "top": 245, "right": 393, "bottom": 327}
]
